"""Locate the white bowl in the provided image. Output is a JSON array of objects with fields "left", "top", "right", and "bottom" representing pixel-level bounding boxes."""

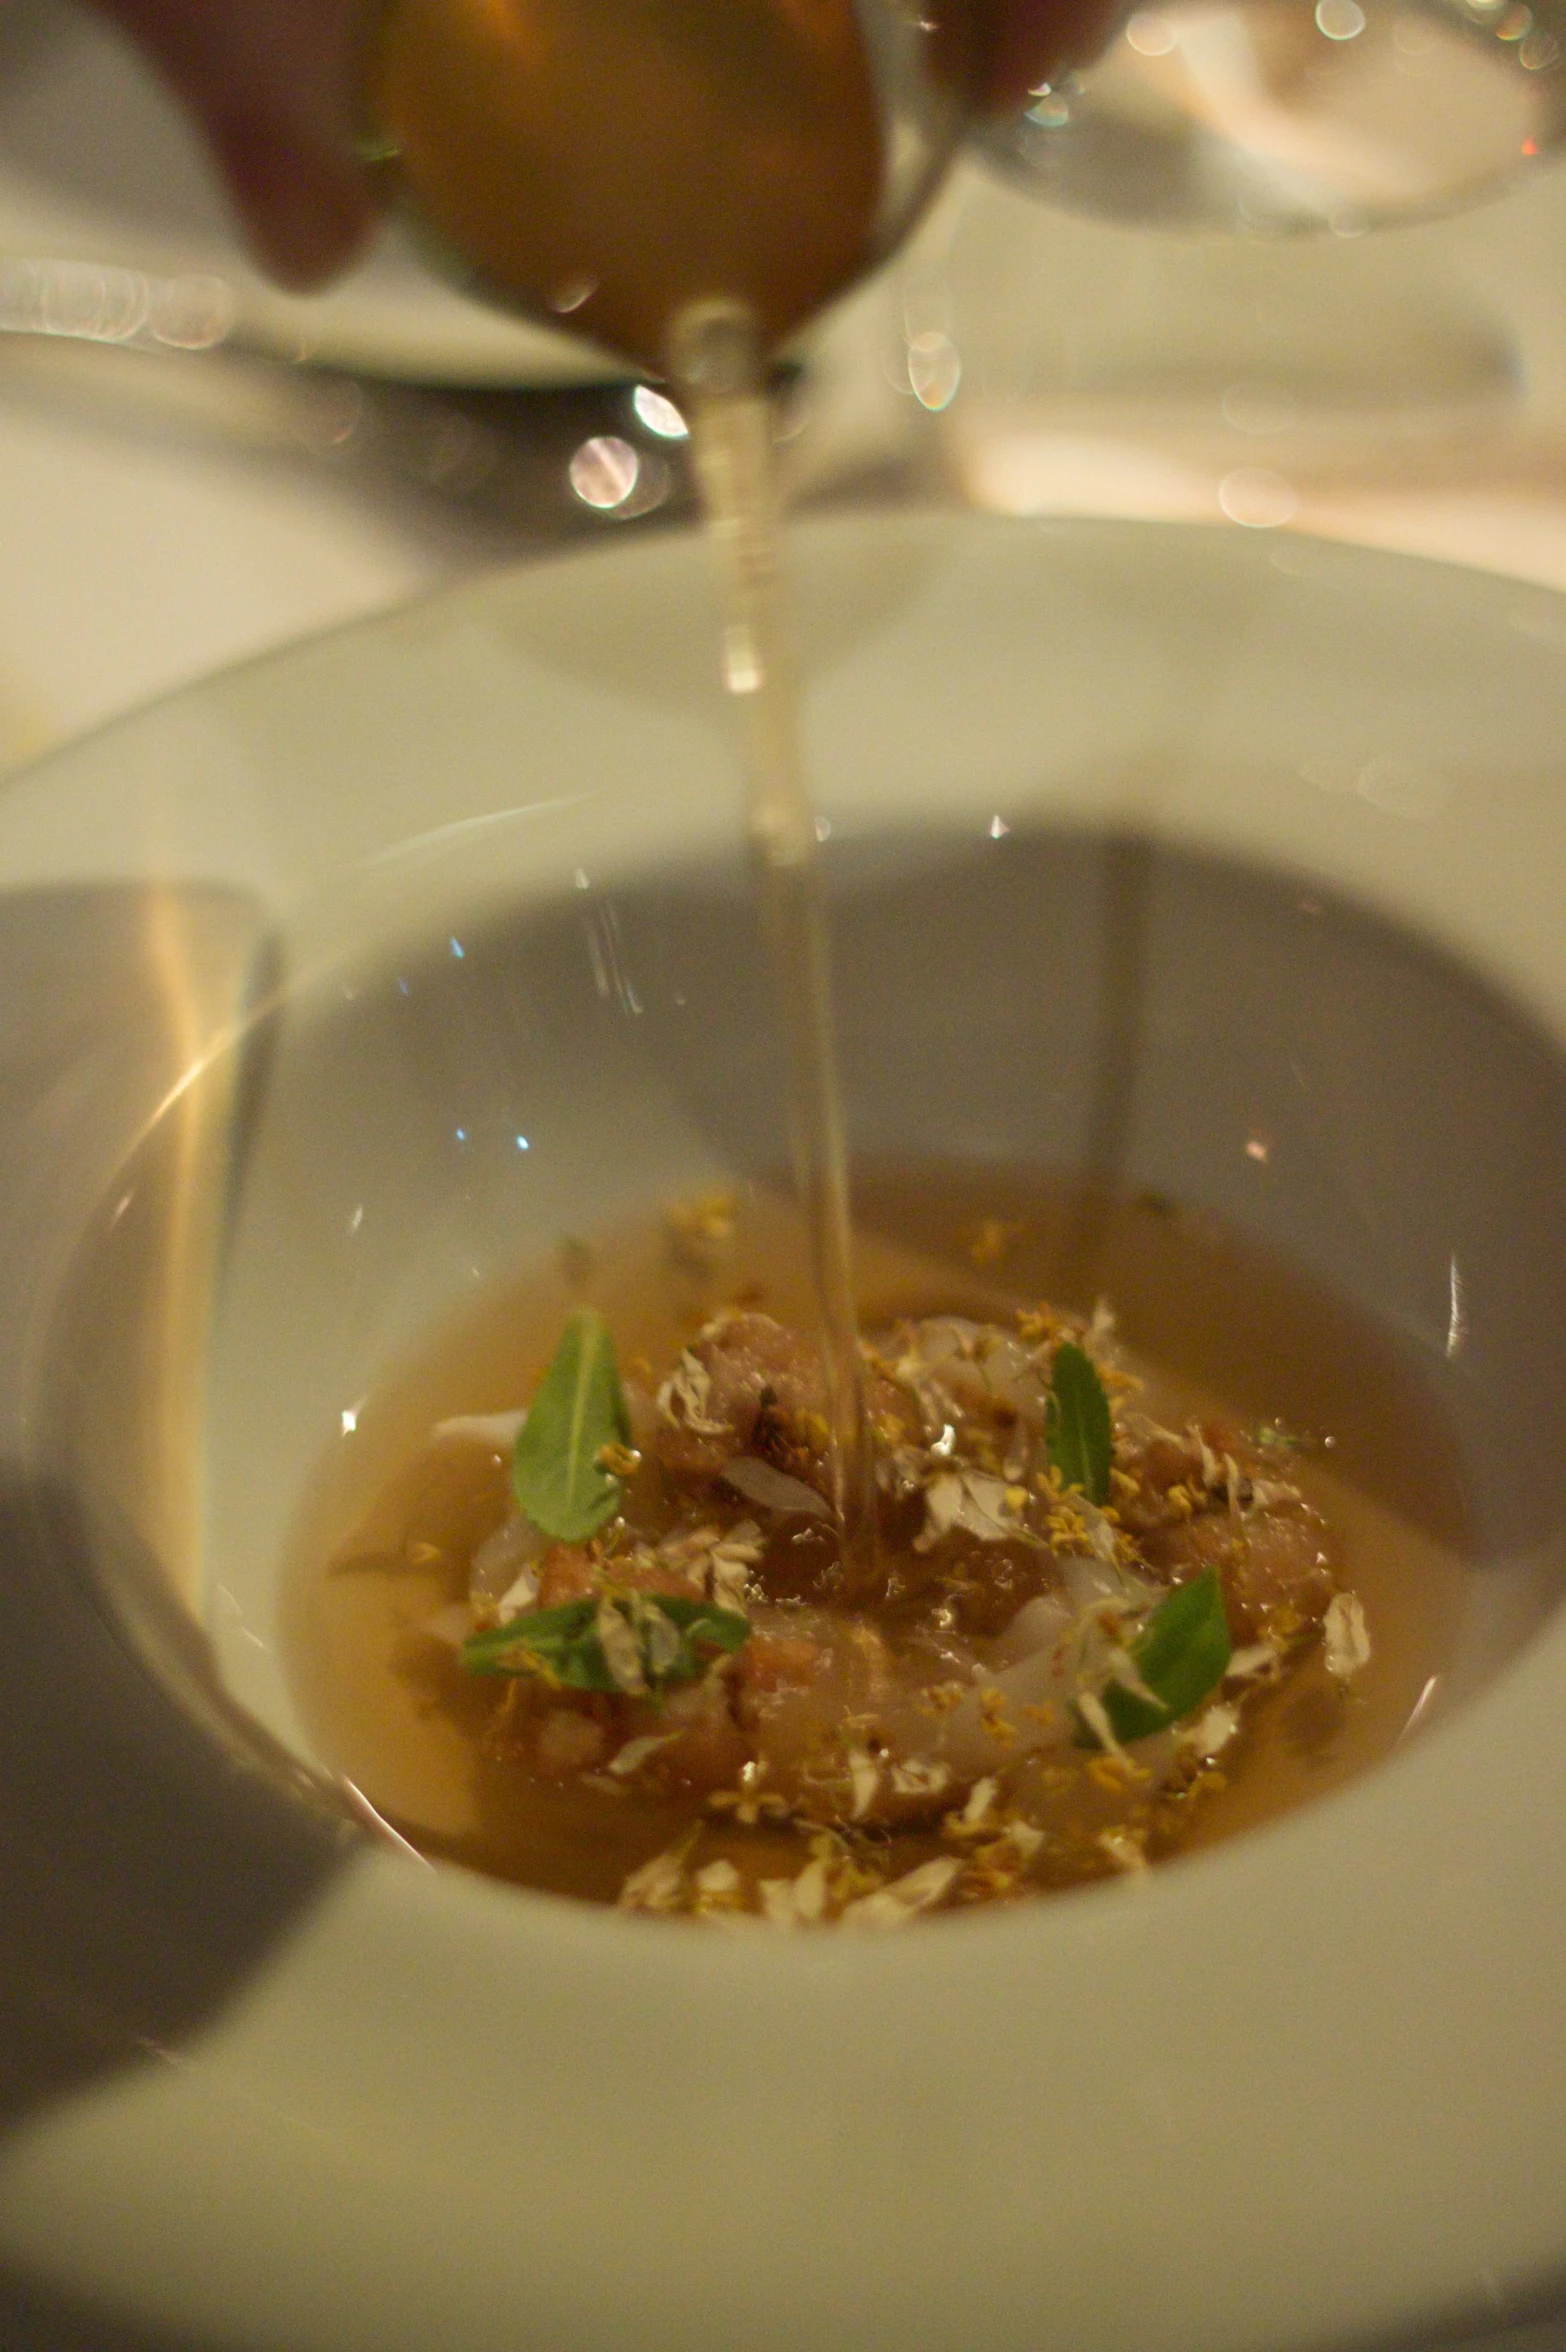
[{"left": 1, "top": 511, "right": 1565, "bottom": 2352}]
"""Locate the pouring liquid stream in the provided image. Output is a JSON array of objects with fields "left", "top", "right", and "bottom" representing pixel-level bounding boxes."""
[
  {"left": 670, "top": 302, "right": 877, "bottom": 1589},
  {"left": 359, "top": 0, "right": 979, "bottom": 1589}
]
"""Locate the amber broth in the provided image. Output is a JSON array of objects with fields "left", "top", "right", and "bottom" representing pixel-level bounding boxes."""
[
  {"left": 366, "top": 0, "right": 887, "bottom": 371},
  {"left": 280, "top": 1167, "right": 1468, "bottom": 1909}
]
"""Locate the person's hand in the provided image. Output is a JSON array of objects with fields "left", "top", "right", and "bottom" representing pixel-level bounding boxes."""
[{"left": 85, "top": 0, "right": 374, "bottom": 288}]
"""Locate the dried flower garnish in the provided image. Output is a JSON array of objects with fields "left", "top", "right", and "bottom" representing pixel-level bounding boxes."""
[
  {"left": 967, "top": 1217, "right": 1023, "bottom": 1267},
  {"left": 944, "top": 1776, "right": 999, "bottom": 1840},
  {"left": 461, "top": 1589, "right": 750, "bottom": 1693}
]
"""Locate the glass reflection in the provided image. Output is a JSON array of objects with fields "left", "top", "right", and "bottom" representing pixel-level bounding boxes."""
[{"left": 0, "top": 259, "right": 236, "bottom": 350}]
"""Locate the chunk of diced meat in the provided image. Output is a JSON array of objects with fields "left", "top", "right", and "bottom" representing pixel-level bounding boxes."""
[
  {"left": 635, "top": 1674, "right": 750, "bottom": 1796},
  {"left": 733, "top": 1607, "right": 891, "bottom": 1812},
  {"left": 654, "top": 1312, "right": 917, "bottom": 1491},
  {"left": 533, "top": 1542, "right": 705, "bottom": 1609},
  {"left": 1143, "top": 1502, "right": 1336, "bottom": 1643},
  {"left": 535, "top": 1708, "right": 608, "bottom": 1777},
  {"left": 739, "top": 1629, "right": 823, "bottom": 1694},
  {"left": 655, "top": 1314, "right": 822, "bottom": 1480},
  {"left": 1225, "top": 1510, "right": 1337, "bottom": 1642},
  {"left": 727, "top": 1597, "right": 1084, "bottom": 1831},
  {"left": 533, "top": 1544, "right": 599, "bottom": 1607}
]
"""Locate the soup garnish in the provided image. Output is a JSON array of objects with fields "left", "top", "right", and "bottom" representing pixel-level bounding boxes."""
[{"left": 345, "top": 1281, "right": 1367, "bottom": 1923}]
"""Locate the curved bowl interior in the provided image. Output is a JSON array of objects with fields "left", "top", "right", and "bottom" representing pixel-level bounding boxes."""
[{"left": 2, "top": 513, "right": 1566, "bottom": 2352}]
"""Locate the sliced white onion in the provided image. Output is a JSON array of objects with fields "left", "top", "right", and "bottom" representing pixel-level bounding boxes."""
[
  {"left": 720, "top": 1455, "right": 831, "bottom": 1519},
  {"left": 422, "top": 1602, "right": 473, "bottom": 1649},
  {"left": 433, "top": 1408, "right": 526, "bottom": 1451},
  {"left": 469, "top": 1512, "right": 550, "bottom": 1608},
  {"left": 1058, "top": 1551, "right": 1157, "bottom": 1614},
  {"left": 989, "top": 1591, "right": 1073, "bottom": 1668}
]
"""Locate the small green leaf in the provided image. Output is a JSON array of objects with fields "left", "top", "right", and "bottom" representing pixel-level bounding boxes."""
[
  {"left": 461, "top": 1590, "right": 750, "bottom": 1692},
  {"left": 648, "top": 1593, "right": 754, "bottom": 1654},
  {"left": 1046, "top": 1341, "right": 1113, "bottom": 1506},
  {"left": 1085, "top": 1568, "right": 1233, "bottom": 1745},
  {"left": 462, "top": 1596, "right": 615, "bottom": 1688},
  {"left": 511, "top": 1308, "right": 632, "bottom": 1542}
]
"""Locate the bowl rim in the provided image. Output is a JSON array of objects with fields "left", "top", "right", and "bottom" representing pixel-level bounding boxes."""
[{"left": 0, "top": 509, "right": 1564, "bottom": 2352}]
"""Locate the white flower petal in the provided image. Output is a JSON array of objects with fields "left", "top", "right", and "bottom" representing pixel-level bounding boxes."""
[
  {"left": 792, "top": 1858, "right": 829, "bottom": 1923},
  {"left": 917, "top": 1469, "right": 1021, "bottom": 1551},
  {"left": 1225, "top": 1641, "right": 1282, "bottom": 1684},
  {"left": 619, "top": 1846, "right": 688, "bottom": 1912},
  {"left": 496, "top": 1566, "right": 540, "bottom": 1623},
  {"left": 842, "top": 1858, "right": 959, "bottom": 1927},
  {"left": 1183, "top": 1701, "right": 1239, "bottom": 1758},
  {"left": 1076, "top": 1689, "right": 1132, "bottom": 1764},
  {"left": 961, "top": 1776, "right": 999, "bottom": 1828},
  {"left": 1097, "top": 1829, "right": 1149, "bottom": 1876},
  {"left": 1324, "top": 1590, "right": 1372, "bottom": 1683},
  {"left": 656, "top": 1351, "right": 729, "bottom": 1436},
  {"left": 846, "top": 1747, "right": 881, "bottom": 1821},
  {"left": 1248, "top": 1478, "right": 1303, "bottom": 1511}
]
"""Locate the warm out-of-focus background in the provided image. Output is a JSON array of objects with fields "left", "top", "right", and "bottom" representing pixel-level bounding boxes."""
[{"left": 6, "top": 0, "right": 1566, "bottom": 777}]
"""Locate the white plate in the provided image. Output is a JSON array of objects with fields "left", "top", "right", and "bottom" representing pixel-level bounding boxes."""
[
  {"left": 0, "top": 511, "right": 1565, "bottom": 2352},
  {"left": 0, "top": 0, "right": 619, "bottom": 383}
]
